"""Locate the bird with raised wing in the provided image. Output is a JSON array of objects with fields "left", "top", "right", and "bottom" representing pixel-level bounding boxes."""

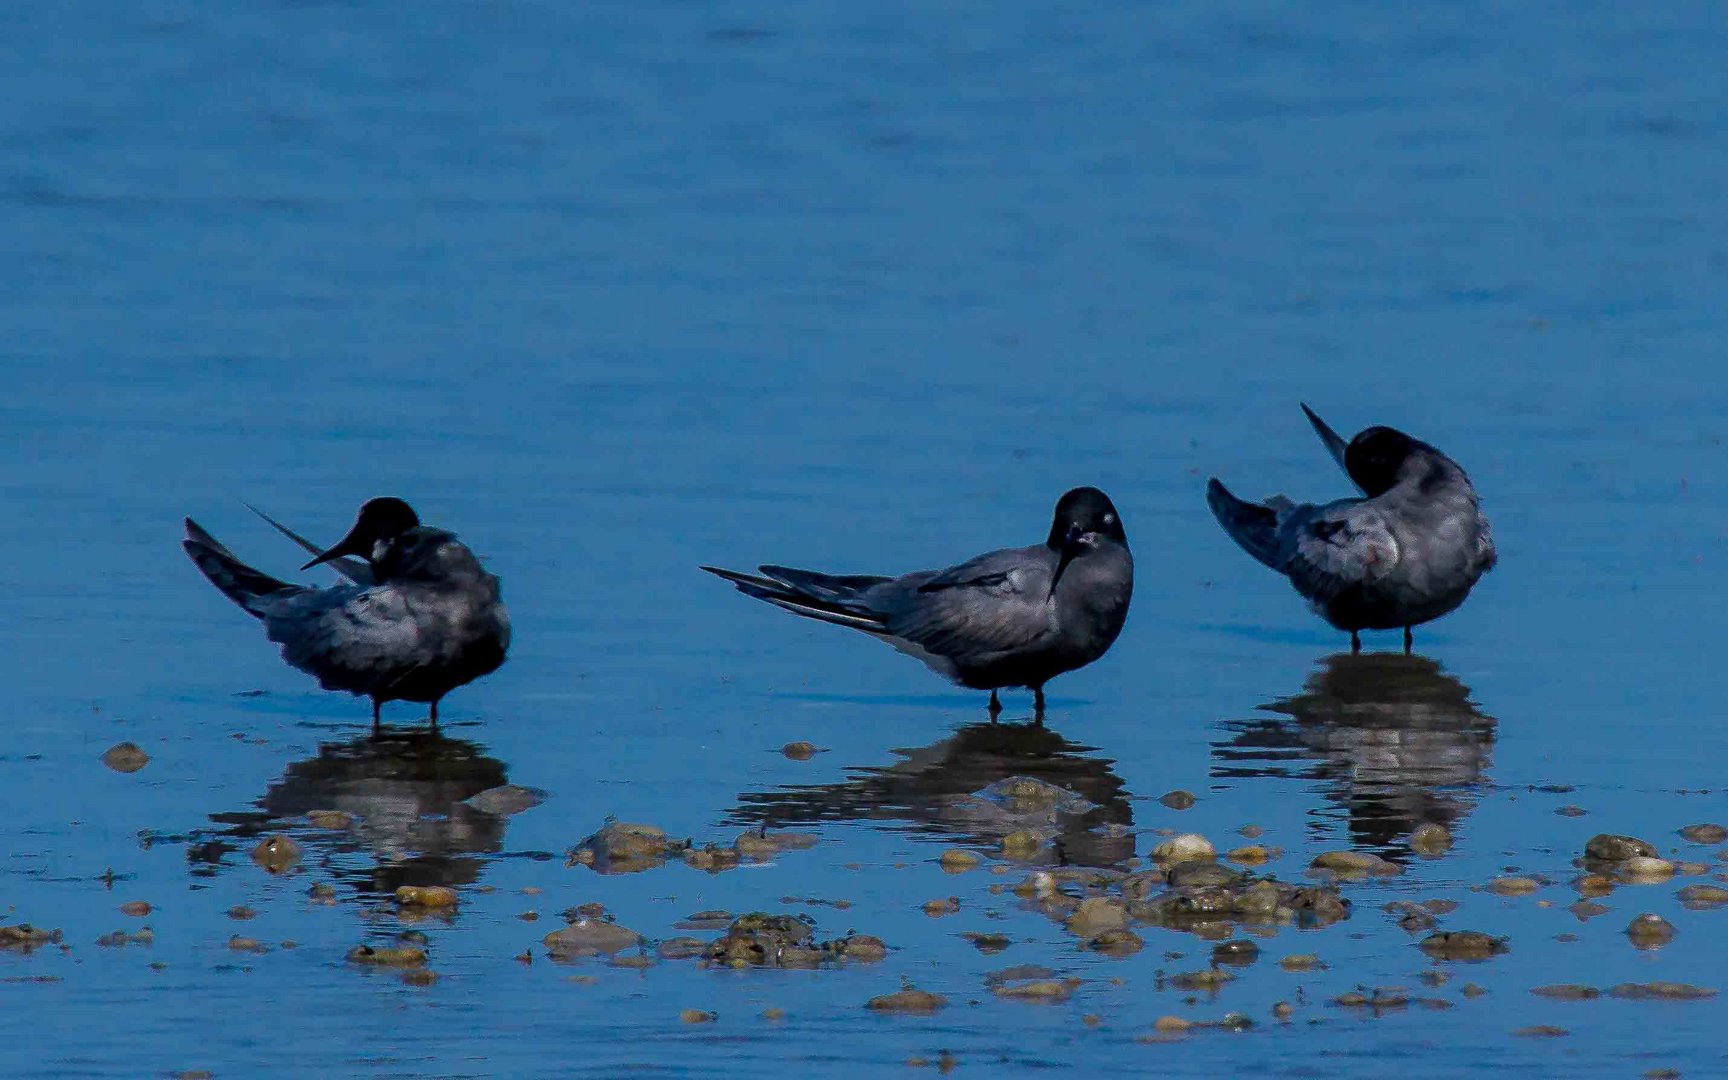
[
  {"left": 182, "top": 497, "right": 510, "bottom": 730},
  {"left": 703, "top": 487, "right": 1133, "bottom": 721},
  {"left": 1207, "top": 405, "right": 1495, "bottom": 653}
]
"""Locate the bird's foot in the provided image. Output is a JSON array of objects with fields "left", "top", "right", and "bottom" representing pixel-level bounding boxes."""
[
  {"left": 1403, "top": 626, "right": 1413, "bottom": 654},
  {"left": 987, "top": 690, "right": 1002, "bottom": 723}
]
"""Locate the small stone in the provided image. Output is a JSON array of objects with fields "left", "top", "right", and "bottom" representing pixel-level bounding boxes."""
[
  {"left": 250, "top": 835, "right": 301, "bottom": 875},
  {"left": 992, "top": 978, "right": 1080, "bottom": 1002},
  {"left": 1279, "top": 954, "right": 1323, "bottom": 972},
  {"left": 1085, "top": 928, "right": 1143, "bottom": 956},
  {"left": 1680, "top": 823, "right": 1728, "bottom": 845},
  {"left": 400, "top": 968, "right": 438, "bottom": 987},
  {"left": 782, "top": 741, "right": 818, "bottom": 760},
  {"left": 1513, "top": 1026, "right": 1569, "bottom": 1038},
  {"left": 226, "top": 936, "right": 266, "bottom": 953},
  {"left": 226, "top": 906, "right": 256, "bottom": 921},
  {"left": 543, "top": 920, "right": 642, "bottom": 958},
  {"left": 921, "top": 897, "right": 960, "bottom": 917},
  {"left": 307, "top": 883, "right": 336, "bottom": 903},
  {"left": 1419, "top": 931, "right": 1509, "bottom": 961},
  {"left": 832, "top": 934, "right": 888, "bottom": 962},
  {"left": 1311, "top": 850, "right": 1401, "bottom": 876},
  {"left": 1169, "top": 969, "right": 1234, "bottom": 991},
  {"left": 1152, "top": 1015, "right": 1191, "bottom": 1033},
  {"left": 1409, "top": 823, "right": 1452, "bottom": 856},
  {"left": 1555, "top": 805, "right": 1588, "bottom": 817},
  {"left": 1211, "top": 939, "right": 1260, "bottom": 966},
  {"left": 1271, "top": 1001, "right": 1293, "bottom": 1020},
  {"left": 396, "top": 885, "right": 459, "bottom": 909},
  {"left": 1487, "top": 876, "right": 1540, "bottom": 896},
  {"left": 1150, "top": 834, "right": 1214, "bottom": 865},
  {"left": 1620, "top": 857, "right": 1675, "bottom": 882},
  {"left": 1585, "top": 834, "right": 1657, "bottom": 861},
  {"left": 963, "top": 932, "right": 1012, "bottom": 954},
  {"left": 306, "top": 810, "right": 354, "bottom": 830},
  {"left": 1460, "top": 983, "right": 1487, "bottom": 998},
  {"left": 463, "top": 785, "right": 547, "bottom": 816},
  {"left": 1678, "top": 883, "right": 1728, "bottom": 908},
  {"left": 680, "top": 1009, "right": 716, "bottom": 1024},
  {"left": 1625, "top": 913, "right": 1676, "bottom": 948},
  {"left": 1531, "top": 984, "right": 1600, "bottom": 1000},
  {"left": 101, "top": 742, "right": 149, "bottom": 773},
  {"left": 760, "top": 1008, "right": 785, "bottom": 1021},
  {"left": 1608, "top": 982, "right": 1717, "bottom": 1001},
  {"left": 1568, "top": 899, "right": 1610, "bottom": 920},
  {"left": 120, "top": 902, "right": 151, "bottom": 917},
  {"left": 1224, "top": 845, "right": 1269, "bottom": 865},
  {"left": 866, "top": 988, "right": 946, "bottom": 1014},
  {"left": 1159, "top": 790, "right": 1196, "bottom": 810},
  {"left": 1000, "top": 830, "right": 1043, "bottom": 859},
  {"left": 1237, "top": 824, "right": 1264, "bottom": 839},
  {"left": 939, "top": 849, "right": 981, "bottom": 873},
  {"left": 1064, "top": 898, "right": 1127, "bottom": 938}
]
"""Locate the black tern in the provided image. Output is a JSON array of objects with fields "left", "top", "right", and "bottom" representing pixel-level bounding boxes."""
[
  {"left": 1207, "top": 405, "right": 1496, "bottom": 653},
  {"left": 181, "top": 497, "right": 510, "bottom": 729},
  {"left": 702, "top": 487, "right": 1133, "bottom": 720}
]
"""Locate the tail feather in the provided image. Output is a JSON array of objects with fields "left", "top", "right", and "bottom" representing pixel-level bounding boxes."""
[
  {"left": 1205, "top": 479, "right": 1285, "bottom": 570},
  {"left": 701, "top": 564, "right": 890, "bottom": 634},
  {"left": 183, "top": 518, "right": 299, "bottom": 618}
]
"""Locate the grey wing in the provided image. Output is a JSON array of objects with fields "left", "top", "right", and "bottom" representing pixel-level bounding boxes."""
[
  {"left": 255, "top": 585, "right": 422, "bottom": 695},
  {"left": 880, "top": 546, "right": 1058, "bottom": 662},
  {"left": 1276, "top": 502, "right": 1400, "bottom": 605}
]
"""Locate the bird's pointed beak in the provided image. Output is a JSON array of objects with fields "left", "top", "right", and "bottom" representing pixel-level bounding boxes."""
[
  {"left": 302, "top": 523, "right": 367, "bottom": 571},
  {"left": 1047, "top": 525, "right": 1084, "bottom": 600},
  {"left": 1301, "top": 402, "right": 1351, "bottom": 473}
]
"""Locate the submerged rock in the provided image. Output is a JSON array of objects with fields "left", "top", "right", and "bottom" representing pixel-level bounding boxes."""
[
  {"left": 1408, "top": 823, "right": 1453, "bottom": 856},
  {"left": 1311, "top": 851, "right": 1401, "bottom": 877},
  {"left": 395, "top": 885, "right": 458, "bottom": 910},
  {"left": 569, "top": 822, "right": 683, "bottom": 874},
  {"left": 1677, "top": 883, "right": 1728, "bottom": 908},
  {"left": 346, "top": 944, "right": 427, "bottom": 968},
  {"left": 250, "top": 835, "right": 302, "bottom": 875},
  {"left": 1607, "top": 982, "right": 1716, "bottom": 1001},
  {"left": 1151, "top": 834, "right": 1215, "bottom": 865},
  {"left": 544, "top": 919, "right": 642, "bottom": 958},
  {"left": 1418, "top": 931, "right": 1509, "bottom": 961},
  {"left": 101, "top": 742, "right": 150, "bottom": 773},
  {"left": 1584, "top": 834, "right": 1656, "bottom": 862},
  {"left": 1679, "top": 823, "right": 1728, "bottom": 845},
  {"left": 866, "top": 987, "right": 946, "bottom": 1014},
  {"left": 463, "top": 785, "right": 547, "bottom": 816},
  {"left": 704, "top": 913, "right": 815, "bottom": 968},
  {"left": 1625, "top": 914, "right": 1676, "bottom": 948}
]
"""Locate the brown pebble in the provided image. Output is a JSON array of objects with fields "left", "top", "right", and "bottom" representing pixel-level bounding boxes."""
[
  {"left": 760, "top": 1008, "right": 785, "bottom": 1021},
  {"left": 396, "top": 885, "right": 459, "bottom": 909},
  {"left": 1531, "top": 984, "right": 1600, "bottom": 1000},
  {"left": 101, "top": 742, "right": 149, "bottom": 773},
  {"left": 1555, "top": 805, "right": 1588, "bottom": 817},
  {"left": 680, "top": 1009, "right": 716, "bottom": 1024},
  {"left": 250, "top": 834, "right": 302, "bottom": 875},
  {"left": 1608, "top": 982, "right": 1716, "bottom": 1001},
  {"left": 1680, "top": 823, "right": 1728, "bottom": 845},
  {"left": 306, "top": 810, "right": 353, "bottom": 830},
  {"left": 1487, "top": 876, "right": 1540, "bottom": 897},
  {"left": 120, "top": 902, "right": 152, "bottom": 918},
  {"left": 1159, "top": 790, "right": 1196, "bottom": 810},
  {"left": 347, "top": 944, "right": 427, "bottom": 967},
  {"left": 1409, "top": 822, "right": 1452, "bottom": 856},
  {"left": 1513, "top": 1026, "right": 1569, "bottom": 1038},
  {"left": 1279, "top": 953, "right": 1323, "bottom": 972},
  {"left": 1625, "top": 914, "right": 1677, "bottom": 948},
  {"left": 1225, "top": 845, "right": 1269, "bottom": 865},
  {"left": 782, "top": 741, "right": 818, "bottom": 760},
  {"left": 939, "top": 849, "right": 981, "bottom": 873},
  {"left": 866, "top": 988, "right": 946, "bottom": 1014},
  {"left": 400, "top": 968, "right": 439, "bottom": 987},
  {"left": 1461, "top": 983, "right": 1487, "bottom": 998},
  {"left": 227, "top": 906, "right": 256, "bottom": 921},
  {"left": 1153, "top": 1015, "right": 1191, "bottom": 1033},
  {"left": 921, "top": 897, "right": 960, "bottom": 917},
  {"left": 1420, "top": 931, "right": 1509, "bottom": 961},
  {"left": 1678, "top": 883, "right": 1728, "bottom": 908}
]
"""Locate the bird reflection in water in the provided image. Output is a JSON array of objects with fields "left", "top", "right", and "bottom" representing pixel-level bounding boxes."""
[
  {"left": 195, "top": 732, "right": 514, "bottom": 894},
  {"left": 726, "top": 721, "right": 1135, "bottom": 867},
  {"left": 1212, "top": 653, "right": 1495, "bottom": 858}
]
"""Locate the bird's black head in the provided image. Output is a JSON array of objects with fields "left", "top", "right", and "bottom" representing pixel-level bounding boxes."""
[
  {"left": 1046, "top": 487, "right": 1126, "bottom": 596},
  {"left": 1343, "top": 427, "right": 1418, "bottom": 497},
  {"left": 303, "top": 497, "right": 423, "bottom": 571},
  {"left": 1047, "top": 487, "right": 1126, "bottom": 550}
]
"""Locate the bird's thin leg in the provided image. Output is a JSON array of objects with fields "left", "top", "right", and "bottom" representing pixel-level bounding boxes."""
[
  {"left": 1033, "top": 686, "right": 1046, "bottom": 726},
  {"left": 988, "top": 690, "right": 1002, "bottom": 723},
  {"left": 1350, "top": 631, "right": 1361, "bottom": 654},
  {"left": 428, "top": 700, "right": 440, "bottom": 729},
  {"left": 371, "top": 698, "right": 382, "bottom": 736},
  {"left": 1403, "top": 626, "right": 1413, "bottom": 654}
]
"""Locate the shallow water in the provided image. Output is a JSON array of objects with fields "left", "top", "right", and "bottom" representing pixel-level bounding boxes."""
[{"left": 4, "top": 2, "right": 1728, "bottom": 1076}]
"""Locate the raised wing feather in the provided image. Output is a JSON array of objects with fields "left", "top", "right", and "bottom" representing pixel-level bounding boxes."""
[{"left": 256, "top": 584, "right": 424, "bottom": 696}]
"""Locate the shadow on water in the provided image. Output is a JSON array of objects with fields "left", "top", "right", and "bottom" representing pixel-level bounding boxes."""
[
  {"left": 1211, "top": 653, "right": 1496, "bottom": 858},
  {"left": 191, "top": 731, "right": 514, "bottom": 894},
  {"left": 725, "top": 720, "right": 1136, "bottom": 867}
]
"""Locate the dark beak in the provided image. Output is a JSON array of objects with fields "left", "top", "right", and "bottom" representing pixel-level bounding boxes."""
[
  {"left": 1047, "top": 525, "right": 1084, "bottom": 600},
  {"left": 301, "top": 523, "right": 367, "bottom": 571},
  {"left": 1301, "top": 402, "right": 1351, "bottom": 474}
]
